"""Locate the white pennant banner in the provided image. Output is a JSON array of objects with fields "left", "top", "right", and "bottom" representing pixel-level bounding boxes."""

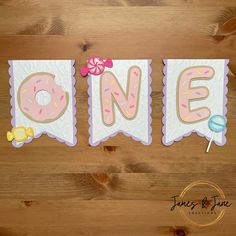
[
  {"left": 162, "top": 59, "right": 229, "bottom": 146},
  {"left": 88, "top": 59, "right": 152, "bottom": 146},
  {"left": 9, "top": 60, "right": 77, "bottom": 147}
]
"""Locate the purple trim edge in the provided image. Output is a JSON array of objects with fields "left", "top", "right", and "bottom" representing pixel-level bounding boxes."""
[
  {"left": 8, "top": 60, "right": 77, "bottom": 148},
  {"left": 162, "top": 59, "right": 229, "bottom": 146},
  {"left": 88, "top": 59, "right": 152, "bottom": 146}
]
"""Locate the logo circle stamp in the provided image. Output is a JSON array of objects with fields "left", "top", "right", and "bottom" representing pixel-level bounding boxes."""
[{"left": 171, "top": 180, "right": 232, "bottom": 227}]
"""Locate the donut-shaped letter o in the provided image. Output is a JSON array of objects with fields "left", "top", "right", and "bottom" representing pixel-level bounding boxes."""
[
  {"left": 177, "top": 66, "right": 214, "bottom": 124},
  {"left": 18, "top": 72, "right": 69, "bottom": 123}
]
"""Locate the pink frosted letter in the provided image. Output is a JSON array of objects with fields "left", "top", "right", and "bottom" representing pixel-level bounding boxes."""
[
  {"left": 177, "top": 66, "right": 214, "bottom": 123},
  {"left": 100, "top": 66, "right": 141, "bottom": 126}
]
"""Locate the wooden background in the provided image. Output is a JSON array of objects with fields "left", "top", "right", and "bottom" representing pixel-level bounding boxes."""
[{"left": 0, "top": 0, "right": 236, "bottom": 235}]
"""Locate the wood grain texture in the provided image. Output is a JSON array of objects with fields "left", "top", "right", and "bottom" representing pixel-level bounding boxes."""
[{"left": 0, "top": 0, "right": 236, "bottom": 235}]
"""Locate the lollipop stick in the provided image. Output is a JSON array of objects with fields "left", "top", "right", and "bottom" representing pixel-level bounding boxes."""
[{"left": 206, "top": 132, "right": 215, "bottom": 153}]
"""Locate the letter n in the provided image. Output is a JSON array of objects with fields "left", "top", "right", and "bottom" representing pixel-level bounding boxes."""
[{"left": 100, "top": 66, "right": 141, "bottom": 126}]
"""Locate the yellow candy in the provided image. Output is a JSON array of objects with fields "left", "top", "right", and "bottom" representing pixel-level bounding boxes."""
[{"left": 7, "top": 126, "right": 34, "bottom": 142}]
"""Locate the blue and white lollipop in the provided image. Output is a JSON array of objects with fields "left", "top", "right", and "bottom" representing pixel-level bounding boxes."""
[{"left": 206, "top": 115, "right": 226, "bottom": 153}]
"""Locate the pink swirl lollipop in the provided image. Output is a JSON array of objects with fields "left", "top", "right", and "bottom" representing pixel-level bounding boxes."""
[{"left": 80, "top": 56, "right": 113, "bottom": 77}]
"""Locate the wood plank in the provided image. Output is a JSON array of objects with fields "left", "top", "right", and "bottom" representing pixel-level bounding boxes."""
[
  {"left": 0, "top": 173, "right": 235, "bottom": 200},
  {"left": 1, "top": 0, "right": 236, "bottom": 7},
  {"left": 0, "top": 6, "right": 234, "bottom": 35},
  {"left": 0, "top": 36, "right": 235, "bottom": 159},
  {"left": 0, "top": 199, "right": 234, "bottom": 236}
]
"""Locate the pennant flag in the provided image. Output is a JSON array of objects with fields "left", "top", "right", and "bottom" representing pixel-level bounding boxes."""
[
  {"left": 87, "top": 59, "right": 152, "bottom": 146},
  {"left": 162, "top": 59, "right": 229, "bottom": 146},
  {"left": 8, "top": 60, "right": 77, "bottom": 147}
]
